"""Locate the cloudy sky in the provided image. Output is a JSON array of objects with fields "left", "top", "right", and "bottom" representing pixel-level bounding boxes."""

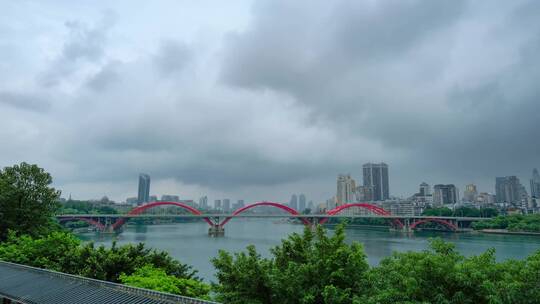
[{"left": 1, "top": 0, "right": 539, "bottom": 203}]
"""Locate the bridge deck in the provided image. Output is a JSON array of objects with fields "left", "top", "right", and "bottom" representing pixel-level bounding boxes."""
[{"left": 56, "top": 214, "right": 491, "bottom": 221}]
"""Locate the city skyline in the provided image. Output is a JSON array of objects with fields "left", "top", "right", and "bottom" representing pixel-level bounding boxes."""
[
  {"left": 1, "top": 1, "right": 540, "bottom": 203},
  {"left": 91, "top": 169, "right": 538, "bottom": 208}
]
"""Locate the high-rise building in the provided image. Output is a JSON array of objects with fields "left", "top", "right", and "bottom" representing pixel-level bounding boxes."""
[
  {"left": 433, "top": 184, "right": 459, "bottom": 205},
  {"left": 199, "top": 196, "right": 208, "bottom": 209},
  {"left": 337, "top": 174, "right": 356, "bottom": 204},
  {"left": 290, "top": 194, "right": 298, "bottom": 210},
  {"left": 298, "top": 194, "right": 306, "bottom": 211},
  {"left": 496, "top": 176, "right": 522, "bottom": 205},
  {"left": 419, "top": 182, "right": 431, "bottom": 196},
  {"left": 214, "top": 199, "right": 222, "bottom": 211},
  {"left": 355, "top": 185, "right": 373, "bottom": 201},
  {"left": 477, "top": 192, "right": 496, "bottom": 205},
  {"left": 519, "top": 184, "right": 529, "bottom": 208},
  {"left": 223, "top": 199, "right": 231, "bottom": 212},
  {"left": 531, "top": 169, "right": 540, "bottom": 198},
  {"left": 235, "top": 199, "right": 245, "bottom": 209},
  {"left": 137, "top": 173, "right": 151, "bottom": 205},
  {"left": 363, "top": 163, "right": 389, "bottom": 201},
  {"left": 463, "top": 184, "right": 478, "bottom": 202}
]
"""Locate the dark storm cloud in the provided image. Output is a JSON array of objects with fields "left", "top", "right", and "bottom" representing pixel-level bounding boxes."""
[
  {"left": 221, "top": 0, "right": 465, "bottom": 103},
  {"left": 220, "top": 0, "right": 540, "bottom": 193},
  {"left": 0, "top": 91, "right": 50, "bottom": 112}
]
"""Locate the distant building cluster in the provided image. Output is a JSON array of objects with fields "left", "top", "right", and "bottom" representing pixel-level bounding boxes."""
[
  {"left": 320, "top": 164, "right": 540, "bottom": 217},
  {"left": 327, "top": 163, "right": 412, "bottom": 216},
  {"left": 127, "top": 173, "right": 245, "bottom": 212},
  {"left": 90, "top": 166, "right": 540, "bottom": 217},
  {"left": 285, "top": 194, "right": 312, "bottom": 213},
  {"left": 335, "top": 163, "right": 390, "bottom": 206}
]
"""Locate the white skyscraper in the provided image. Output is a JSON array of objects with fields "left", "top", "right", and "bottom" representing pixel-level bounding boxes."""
[{"left": 337, "top": 174, "right": 356, "bottom": 204}]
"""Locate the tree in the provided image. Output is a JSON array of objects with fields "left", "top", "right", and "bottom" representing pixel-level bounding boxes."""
[
  {"left": 212, "top": 224, "right": 369, "bottom": 304},
  {"left": 120, "top": 265, "right": 211, "bottom": 299},
  {"left": 0, "top": 162, "right": 61, "bottom": 240},
  {"left": 0, "top": 231, "right": 81, "bottom": 272},
  {"left": 422, "top": 207, "right": 453, "bottom": 216},
  {"left": 0, "top": 231, "right": 197, "bottom": 283}
]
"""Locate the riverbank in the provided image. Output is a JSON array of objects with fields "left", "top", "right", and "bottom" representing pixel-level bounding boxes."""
[{"left": 481, "top": 229, "right": 540, "bottom": 236}]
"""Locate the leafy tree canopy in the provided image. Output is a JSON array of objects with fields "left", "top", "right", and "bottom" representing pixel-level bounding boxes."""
[
  {"left": 0, "top": 231, "right": 197, "bottom": 283},
  {"left": 120, "top": 265, "right": 211, "bottom": 299},
  {"left": 212, "top": 224, "right": 540, "bottom": 304},
  {"left": 212, "top": 224, "right": 369, "bottom": 304},
  {"left": 0, "top": 162, "right": 61, "bottom": 240}
]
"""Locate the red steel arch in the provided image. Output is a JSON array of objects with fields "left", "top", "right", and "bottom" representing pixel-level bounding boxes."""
[
  {"left": 320, "top": 203, "right": 404, "bottom": 228},
  {"left": 410, "top": 218, "right": 458, "bottom": 231},
  {"left": 112, "top": 201, "right": 214, "bottom": 230},
  {"left": 59, "top": 217, "right": 106, "bottom": 231},
  {"left": 220, "top": 201, "right": 310, "bottom": 227}
]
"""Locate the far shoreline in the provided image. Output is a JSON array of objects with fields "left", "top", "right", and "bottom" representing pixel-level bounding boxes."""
[{"left": 480, "top": 229, "right": 540, "bottom": 236}]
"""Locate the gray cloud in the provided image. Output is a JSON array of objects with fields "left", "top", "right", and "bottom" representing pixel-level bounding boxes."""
[
  {"left": 0, "top": 0, "right": 539, "bottom": 202},
  {"left": 39, "top": 13, "right": 115, "bottom": 87},
  {"left": 219, "top": 0, "right": 540, "bottom": 193},
  {"left": 86, "top": 61, "right": 121, "bottom": 91},
  {"left": 0, "top": 91, "right": 50, "bottom": 112},
  {"left": 153, "top": 40, "right": 193, "bottom": 77}
]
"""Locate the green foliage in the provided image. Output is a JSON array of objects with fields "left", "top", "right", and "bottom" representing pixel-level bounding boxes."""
[
  {"left": 360, "top": 240, "right": 500, "bottom": 303},
  {"left": 212, "top": 224, "right": 369, "bottom": 304},
  {"left": 472, "top": 214, "right": 540, "bottom": 232},
  {"left": 0, "top": 231, "right": 197, "bottom": 283},
  {"left": 57, "top": 200, "right": 119, "bottom": 215},
  {"left": 0, "top": 162, "right": 61, "bottom": 240},
  {"left": 326, "top": 217, "right": 389, "bottom": 226},
  {"left": 212, "top": 224, "right": 540, "bottom": 304},
  {"left": 0, "top": 231, "right": 81, "bottom": 272},
  {"left": 423, "top": 207, "right": 454, "bottom": 216},
  {"left": 120, "top": 265, "right": 211, "bottom": 299}
]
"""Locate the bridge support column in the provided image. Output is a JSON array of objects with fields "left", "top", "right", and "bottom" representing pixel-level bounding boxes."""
[
  {"left": 401, "top": 218, "right": 412, "bottom": 232},
  {"left": 103, "top": 218, "right": 115, "bottom": 234},
  {"left": 208, "top": 225, "right": 225, "bottom": 237}
]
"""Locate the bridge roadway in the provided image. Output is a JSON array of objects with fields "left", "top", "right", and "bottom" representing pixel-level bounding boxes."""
[
  {"left": 56, "top": 213, "right": 489, "bottom": 236},
  {"left": 55, "top": 201, "right": 490, "bottom": 235},
  {"left": 57, "top": 213, "right": 490, "bottom": 221}
]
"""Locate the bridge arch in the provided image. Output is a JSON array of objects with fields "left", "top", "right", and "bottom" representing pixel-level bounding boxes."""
[
  {"left": 112, "top": 201, "right": 214, "bottom": 230},
  {"left": 320, "top": 203, "right": 404, "bottom": 228},
  {"left": 220, "top": 201, "right": 310, "bottom": 227},
  {"left": 59, "top": 217, "right": 106, "bottom": 231},
  {"left": 409, "top": 218, "right": 458, "bottom": 231}
]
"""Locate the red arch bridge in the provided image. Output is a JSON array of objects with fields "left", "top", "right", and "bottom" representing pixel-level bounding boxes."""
[{"left": 56, "top": 201, "right": 489, "bottom": 236}]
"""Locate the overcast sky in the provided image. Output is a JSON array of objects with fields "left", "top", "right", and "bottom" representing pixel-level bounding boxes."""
[{"left": 1, "top": 0, "right": 539, "bottom": 203}]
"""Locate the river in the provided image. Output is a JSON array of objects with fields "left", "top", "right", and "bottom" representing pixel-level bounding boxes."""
[{"left": 76, "top": 219, "right": 540, "bottom": 282}]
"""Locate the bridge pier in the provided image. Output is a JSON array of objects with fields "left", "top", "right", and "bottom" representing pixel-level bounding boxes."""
[
  {"left": 208, "top": 225, "right": 225, "bottom": 237},
  {"left": 401, "top": 218, "right": 411, "bottom": 232}
]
